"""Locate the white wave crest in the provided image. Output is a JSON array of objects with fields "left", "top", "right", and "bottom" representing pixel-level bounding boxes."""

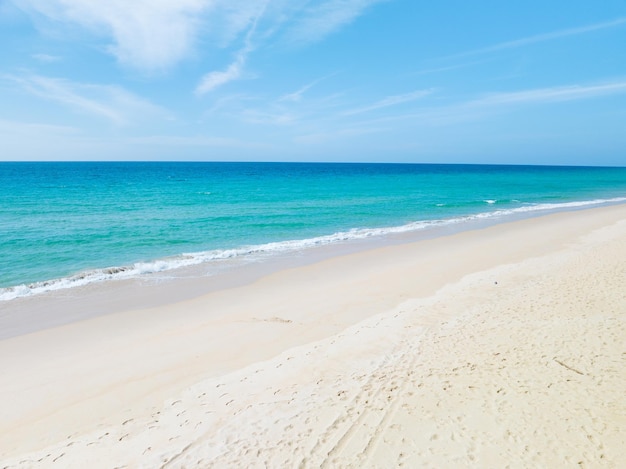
[{"left": 2, "top": 196, "right": 624, "bottom": 301}]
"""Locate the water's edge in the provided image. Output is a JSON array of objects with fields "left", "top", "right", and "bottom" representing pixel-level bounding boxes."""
[{"left": 2, "top": 196, "right": 624, "bottom": 303}]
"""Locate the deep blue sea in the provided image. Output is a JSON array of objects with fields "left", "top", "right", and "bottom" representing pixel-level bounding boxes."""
[{"left": 1, "top": 162, "right": 625, "bottom": 300}]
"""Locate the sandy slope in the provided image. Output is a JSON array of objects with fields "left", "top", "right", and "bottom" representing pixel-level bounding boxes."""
[{"left": 1, "top": 205, "right": 625, "bottom": 468}]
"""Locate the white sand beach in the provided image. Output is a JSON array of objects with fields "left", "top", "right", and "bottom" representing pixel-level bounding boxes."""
[{"left": 1, "top": 204, "right": 625, "bottom": 468}]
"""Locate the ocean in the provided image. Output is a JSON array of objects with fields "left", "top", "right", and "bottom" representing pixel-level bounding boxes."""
[{"left": 1, "top": 162, "right": 625, "bottom": 301}]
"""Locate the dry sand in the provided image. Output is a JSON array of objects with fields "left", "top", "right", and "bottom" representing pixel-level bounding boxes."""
[{"left": 0, "top": 204, "right": 625, "bottom": 468}]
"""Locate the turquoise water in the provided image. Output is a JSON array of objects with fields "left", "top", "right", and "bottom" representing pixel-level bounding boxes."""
[{"left": 1, "top": 162, "right": 625, "bottom": 300}]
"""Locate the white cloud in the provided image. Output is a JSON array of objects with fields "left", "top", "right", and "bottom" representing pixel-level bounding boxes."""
[
  {"left": 14, "top": 0, "right": 385, "bottom": 75},
  {"left": 195, "top": 28, "right": 252, "bottom": 95},
  {"left": 0, "top": 1, "right": 24, "bottom": 21},
  {"left": 6, "top": 74, "right": 171, "bottom": 125},
  {"left": 200, "top": 1, "right": 272, "bottom": 46},
  {"left": 14, "top": 0, "right": 209, "bottom": 71},
  {"left": 195, "top": 4, "right": 267, "bottom": 94},
  {"left": 196, "top": 54, "right": 246, "bottom": 95},
  {"left": 284, "top": 0, "right": 387, "bottom": 44},
  {"left": 342, "top": 89, "right": 435, "bottom": 116}
]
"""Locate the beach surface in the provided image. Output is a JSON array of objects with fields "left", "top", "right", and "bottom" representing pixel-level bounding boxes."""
[{"left": 1, "top": 204, "right": 625, "bottom": 468}]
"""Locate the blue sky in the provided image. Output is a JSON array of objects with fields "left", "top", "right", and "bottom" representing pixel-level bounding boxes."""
[{"left": 1, "top": 0, "right": 625, "bottom": 165}]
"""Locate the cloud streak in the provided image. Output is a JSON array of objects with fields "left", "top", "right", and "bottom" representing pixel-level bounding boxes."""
[
  {"left": 32, "top": 53, "right": 62, "bottom": 63},
  {"left": 6, "top": 74, "right": 170, "bottom": 125},
  {"left": 14, "top": 0, "right": 386, "bottom": 74},
  {"left": 360, "top": 80, "right": 626, "bottom": 127},
  {"left": 0, "top": 118, "right": 79, "bottom": 136},
  {"left": 195, "top": 4, "right": 265, "bottom": 95},
  {"left": 283, "top": 0, "right": 387, "bottom": 45},
  {"left": 195, "top": 1, "right": 386, "bottom": 94},
  {"left": 472, "top": 81, "right": 626, "bottom": 107},
  {"left": 342, "top": 89, "right": 435, "bottom": 116},
  {"left": 127, "top": 134, "right": 264, "bottom": 149},
  {"left": 445, "top": 17, "right": 626, "bottom": 59},
  {"left": 278, "top": 73, "right": 338, "bottom": 102},
  {"left": 196, "top": 52, "right": 247, "bottom": 95}
]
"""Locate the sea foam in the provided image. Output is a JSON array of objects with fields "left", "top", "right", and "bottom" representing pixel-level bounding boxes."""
[{"left": 2, "top": 196, "right": 624, "bottom": 302}]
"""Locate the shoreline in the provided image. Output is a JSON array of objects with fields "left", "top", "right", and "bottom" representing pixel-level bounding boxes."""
[
  {"left": 2, "top": 199, "right": 625, "bottom": 340},
  {"left": 1, "top": 203, "right": 625, "bottom": 467},
  {"left": 3, "top": 196, "right": 625, "bottom": 304}
]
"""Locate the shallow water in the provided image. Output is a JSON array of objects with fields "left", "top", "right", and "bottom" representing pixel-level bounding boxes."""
[{"left": 1, "top": 162, "right": 625, "bottom": 299}]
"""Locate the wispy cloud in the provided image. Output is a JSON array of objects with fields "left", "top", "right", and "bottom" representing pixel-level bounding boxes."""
[
  {"left": 195, "top": 52, "right": 247, "bottom": 95},
  {"left": 32, "top": 53, "right": 62, "bottom": 63},
  {"left": 278, "top": 73, "right": 337, "bottom": 102},
  {"left": 14, "top": 0, "right": 386, "bottom": 75},
  {"left": 195, "top": 1, "right": 385, "bottom": 94},
  {"left": 127, "top": 134, "right": 264, "bottom": 149},
  {"left": 0, "top": 118, "right": 86, "bottom": 160},
  {"left": 446, "top": 17, "right": 626, "bottom": 59},
  {"left": 195, "top": 4, "right": 265, "bottom": 95},
  {"left": 358, "top": 80, "right": 626, "bottom": 127},
  {"left": 5, "top": 74, "right": 170, "bottom": 125},
  {"left": 471, "top": 81, "right": 626, "bottom": 107},
  {"left": 14, "top": 0, "right": 209, "bottom": 71},
  {"left": 283, "top": 0, "right": 387, "bottom": 45},
  {"left": 205, "top": 86, "right": 348, "bottom": 129},
  {"left": 241, "top": 108, "right": 296, "bottom": 126},
  {"left": 409, "top": 59, "right": 491, "bottom": 77},
  {"left": 278, "top": 82, "right": 316, "bottom": 103},
  {"left": 0, "top": 118, "right": 79, "bottom": 135},
  {"left": 294, "top": 125, "right": 387, "bottom": 144},
  {"left": 342, "top": 89, "right": 435, "bottom": 116},
  {"left": 201, "top": 93, "right": 260, "bottom": 117}
]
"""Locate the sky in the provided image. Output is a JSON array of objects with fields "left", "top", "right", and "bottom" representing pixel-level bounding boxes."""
[{"left": 1, "top": 0, "right": 625, "bottom": 165}]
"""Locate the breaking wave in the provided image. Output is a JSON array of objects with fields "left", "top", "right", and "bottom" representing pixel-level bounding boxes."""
[{"left": 2, "top": 196, "right": 624, "bottom": 301}]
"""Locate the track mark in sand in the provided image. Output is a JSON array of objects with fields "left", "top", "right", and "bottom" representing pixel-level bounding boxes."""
[
  {"left": 319, "top": 345, "right": 418, "bottom": 468},
  {"left": 303, "top": 360, "right": 391, "bottom": 466},
  {"left": 250, "top": 317, "right": 293, "bottom": 324},
  {"left": 302, "top": 339, "right": 418, "bottom": 468},
  {"left": 160, "top": 443, "right": 193, "bottom": 468},
  {"left": 358, "top": 351, "right": 418, "bottom": 466},
  {"left": 554, "top": 358, "right": 585, "bottom": 375}
]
